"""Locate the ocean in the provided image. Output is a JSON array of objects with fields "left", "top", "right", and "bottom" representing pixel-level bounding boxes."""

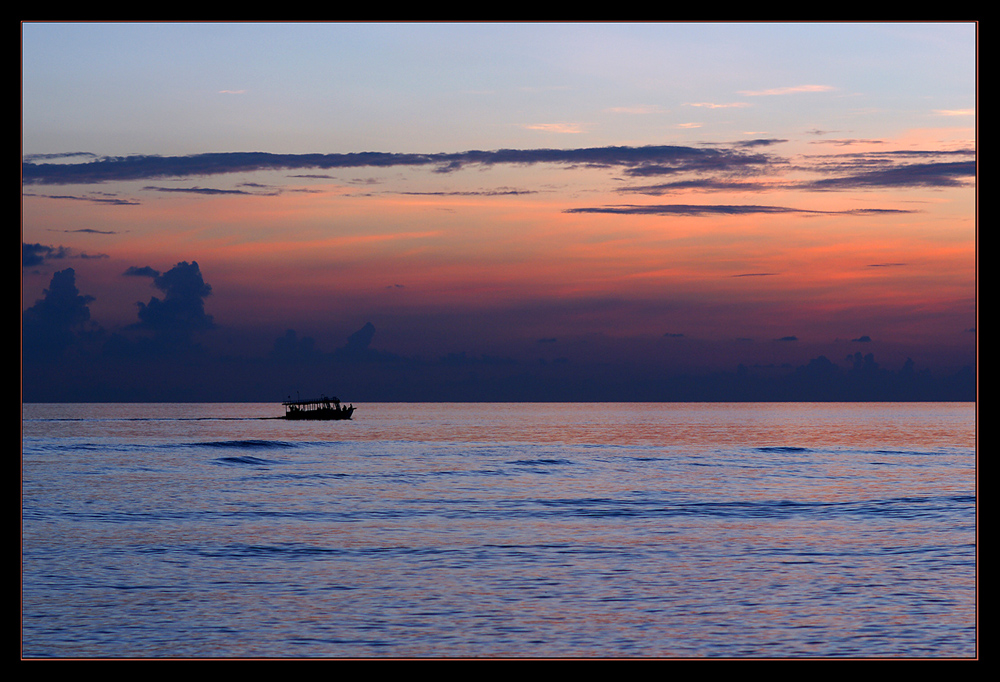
[{"left": 21, "top": 402, "right": 977, "bottom": 659}]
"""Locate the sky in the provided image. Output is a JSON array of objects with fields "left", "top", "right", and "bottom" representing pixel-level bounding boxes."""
[{"left": 21, "top": 22, "right": 977, "bottom": 402}]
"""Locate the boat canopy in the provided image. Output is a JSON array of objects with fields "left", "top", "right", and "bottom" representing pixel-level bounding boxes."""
[{"left": 282, "top": 395, "right": 340, "bottom": 408}]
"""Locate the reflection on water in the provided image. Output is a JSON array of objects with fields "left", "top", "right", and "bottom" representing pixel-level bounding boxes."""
[{"left": 22, "top": 402, "right": 976, "bottom": 658}]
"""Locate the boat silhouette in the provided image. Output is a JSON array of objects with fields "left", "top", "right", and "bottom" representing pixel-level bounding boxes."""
[{"left": 281, "top": 396, "right": 355, "bottom": 420}]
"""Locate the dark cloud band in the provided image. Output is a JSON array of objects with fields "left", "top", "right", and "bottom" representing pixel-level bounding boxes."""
[
  {"left": 563, "top": 204, "right": 915, "bottom": 217},
  {"left": 21, "top": 144, "right": 780, "bottom": 186}
]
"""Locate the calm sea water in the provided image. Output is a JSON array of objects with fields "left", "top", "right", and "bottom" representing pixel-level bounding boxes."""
[{"left": 21, "top": 402, "right": 977, "bottom": 659}]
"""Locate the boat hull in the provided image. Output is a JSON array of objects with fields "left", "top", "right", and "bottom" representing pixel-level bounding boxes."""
[{"left": 282, "top": 407, "right": 355, "bottom": 421}]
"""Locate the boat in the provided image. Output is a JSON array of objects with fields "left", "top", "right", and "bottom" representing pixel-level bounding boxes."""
[{"left": 281, "top": 396, "right": 355, "bottom": 420}]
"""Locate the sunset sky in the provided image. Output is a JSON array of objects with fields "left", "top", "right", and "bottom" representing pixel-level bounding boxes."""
[{"left": 21, "top": 22, "right": 977, "bottom": 402}]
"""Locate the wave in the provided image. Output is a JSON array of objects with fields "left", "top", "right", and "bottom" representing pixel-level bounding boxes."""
[
  {"left": 23, "top": 437, "right": 329, "bottom": 455},
  {"left": 530, "top": 493, "right": 975, "bottom": 521},
  {"left": 23, "top": 416, "right": 277, "bottom": 423},
  {"left": 213, "top": 455, "right": 280, "bottom": 466},
  {"left": 199, "top": 439, "right": 299, "bottom": 450}
]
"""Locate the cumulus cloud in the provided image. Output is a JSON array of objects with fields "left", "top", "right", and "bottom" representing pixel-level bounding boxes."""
[
  {"left": 340, "top": 321, "right": 376, "bottom": 356},
  {"left": 270, "top": 329, "right": 323, "bottom": 363},
  {"left": 23, "top": 243, "right": 65, "bottom": 267},
  {"left": 123, "top": 265, "right": 160, "bottom": 278},
  {"left": 131, "top": 261, "right": 215, "bottom": 338},
  {"left": 22, "top": 268, "right": 95, "bottom": 358}
]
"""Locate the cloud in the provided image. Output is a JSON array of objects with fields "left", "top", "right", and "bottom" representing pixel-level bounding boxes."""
[
  {"left": 24, "top": 141, "right": 970, "bottom": 199},
  {"left": 23, "top": 243, "right": 63, "bottom": 267},
  {"left": 123, "top": 265, "right": 160, "bottom": 278},
  {"left": 20, "top": 261, "right": 976, "bottom": 402},
  {"left": 398, "top": 188, "right": 538, "bottom": 197},
  {"left": 343, "top": 321, "right": 375, "bottom": 353},
  {"left": 523, "top": 123, "right": 586, "bottom": 134},
  {"left": 616, "top": 149, "right": 975, "bottom": 195},
  {"left": 616, "top": 179, "right": 774, "bottom": 195},
  {"left": 21, "top": 144, "right": 784, "bottom": 185},
  {"left": 265, "top": 322, "right": 402, "bottom": 369},
  {"left": 616, "top": 146, "right": 780, "bottom": 178},
  {"left": 738, "top": 84, "right": 834, "bottom": 96},
  {"left": 810, "top": 138, "right": 886, "bottom": 147},
  {"left": 22, "top": 151, "right": 99, "bottom": 163},
  {"left": 270, "top": 329, "right": 323, "bottom": 363},
  {"left": 23, "top": 242, "right": 108, "bottom": 266},
  {"left": 131, "top": 261, "right": 215, "bottom": 338},
  {"left": 22, "top": 191, "right": 140, "bottom": 205},
  {"left": 803, "top": 160, "right": 975, "bottom": 190},
  {"left": 608, "top": 105, "right": 667, "bottom": 114},
  {"left": 22, "top": 268, "right": 96, "bottom": 359},
  {"left": 684, "top": 102, "right": 751, "bottom": 109},
  {"left": 563, "top": 204, "right": 914, "bottom": 217},
  {"left": 326, "top": 322, "right": 402, "bottom": 364},
  {"left": 142, "top": 185, "right": 279, "bottom": 196}
]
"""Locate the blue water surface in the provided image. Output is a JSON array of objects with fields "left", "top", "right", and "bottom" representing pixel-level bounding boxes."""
[{"left": 21, "top": 402, "right": 977, "bottom": 658}]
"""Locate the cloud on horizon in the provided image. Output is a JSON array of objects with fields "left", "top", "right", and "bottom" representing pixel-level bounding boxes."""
[
  {"left": 22, "top": 267, "right": 96, "bottom": 360},
  {"left": 22, "top": 262, "right": 976, "bottom": 403},
  {"left": 129, "top": 261, "right": 216, "bottom": 340}
]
